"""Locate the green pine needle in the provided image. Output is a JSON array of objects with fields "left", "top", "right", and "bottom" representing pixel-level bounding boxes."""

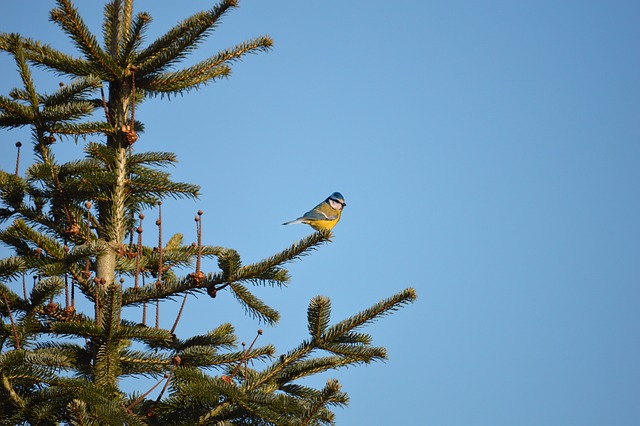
[{"left": 229, "top": 283, "right": 280, "bottom": 325}]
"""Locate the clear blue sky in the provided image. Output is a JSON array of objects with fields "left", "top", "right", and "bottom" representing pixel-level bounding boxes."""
[{"left": 1, "top": 1, "right": 639, "bottom": 424}]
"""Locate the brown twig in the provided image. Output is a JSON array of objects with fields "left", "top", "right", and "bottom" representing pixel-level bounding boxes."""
[
  {"left": 134, "top": 214, "right": 144, "bottom": 291},
  {"left": 126, "top": 375, "right": 166, "bottom": 411},
  {"left": 170, "top": 290, "right": 189, "bottom": 335},
  {"left": 155, "top": 356, "right": 180, "bottom": 404},
  {"left": 2, "top": 294, "right": 21, "bottom": 350},
  {"left": 71, "top": 278, "right": 75, "bottom": 309},
  {"left": 83, "top": 202, "right": 93, "bottom": 281},
  {"left": 142, "top": 273, "right": 147, "bottom": 326},
  {"left": 171, "top": 211, "right": 204, "bottom": 334},
  {"left": 63, "top": 244, "right": 70, "bottom": 309},
  {"left": 155, "top": 299, "right": 160, "bottom": 329},
  {"left": 22, "top": 274, "right": 27, "bottom": 301},
  {"left": 64, "top": 271, "right": 70, "bottom": 310},
  {"left": 222, "top": 330, "right": 263, "bottom": 383},
  {"left": 130, "top": 67, "right": 137, "bottom": 128},
  {"left": 156, "top": 202, "right": 163, "bottom": 285},
  {"left": 101, "top": 87, "right": 110, "bottom": 123},
  {"left": 155, "top": 202, "right": 163, "bottom": 329},
  {"left": 14, "top": 141, "right": 21, "bottom": 178},
  {"left": 94, "top": 277, "right": 101, "bottom": 326},
  {"left": 195, "top": 210, "right": 203, "bottom": 276}
]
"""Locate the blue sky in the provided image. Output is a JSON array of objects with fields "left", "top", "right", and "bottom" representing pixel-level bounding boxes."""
[{"left": 1, "top": 1, "right": 639, "bottom": 424}]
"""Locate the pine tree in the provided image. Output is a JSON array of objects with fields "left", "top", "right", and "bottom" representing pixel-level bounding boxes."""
[{"left": 0, "top": 1, "right": 416, "bottom": 424}]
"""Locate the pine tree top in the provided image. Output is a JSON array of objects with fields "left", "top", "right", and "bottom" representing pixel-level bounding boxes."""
[{"left": 0, "top": 1, "right": 416, "bottom": 424}]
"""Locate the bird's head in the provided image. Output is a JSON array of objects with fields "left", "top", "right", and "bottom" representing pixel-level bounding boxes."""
[{"left": 327, "top": 192, "right": 346, "bottom": 210}]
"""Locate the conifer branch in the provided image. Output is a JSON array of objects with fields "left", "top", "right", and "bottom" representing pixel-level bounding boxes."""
[
  {"left": 136, "top": 0, "right": 239, "bottom": 75},
  {"left": 121, "top": 274, "right": 205, "bottom": 306},
  {"left": 50, "top": 0, "right": 121, "bottom": 79},
  {"left": 229, "top": 283, "right": 280, "bottom": 324},
  {"left": 113, "top": 322, "right": 173, "bottom": 345},
  {"left": 321, "top": 288, "right": 417, "bottom": 342},
  {"left": 180, "top": 344, "right": 275, "bottom": 370},
  {"left": 144, "top": 66, "right": 233, "bottom": 96},
  {"left": 251, "top": 290, "right": 416, "bottom": 396},
  {"left": 38, "top": 102, "right": 97, "bottom": 123},
  {"left": 139, "top": 36, "right": 273, "bottom": 95},
  {"left": 307, "top": 295, "right": 331, "bottom": 340},
  {"left": 103, "top": 1, "right": 121, "bottom": 58},
  {"left": 0, "top": 348, "right": 71, "bottom": 383},
  {"left": 1, "top": 372, "right": 25, "bottom": 409},
  {"left": 54, "top": 121, "right": 113, "bottom": 136},
  {"left": 318, "top": 342, "right": 387, "bottom": 362},
  {"left": 42, "top": 76, "right": 103, "bottom": 107},
  {"left": 255, "top": 230, "right": 332, "bottom": 270},
  {"left": 120, "top": 12, "right": 151, "bottom": 63},
  {"left": 0, "top": 256, "right": 26, "bottom": 281},
  {"left": 67, "top": 399, "right": 94, "bottom": 426},
  {"left": 30, "top": 276, "right": 65, "bottom": 307},
  {"left": 120, "top": 0, "right": 137, "bottom": 53},
  {"left": 174, "top": 322, "right": 235, "bottom": 351},
  {"left": 119, "top": 349, "right": 171, "bottom": 378},
  {"left": 50, "top": 319, "right": 103, "bottom": 339},
  {"left": 0, "top": 282, "right": 24, "bottom": 310},
  {"left": 0, "top": 33, "right": 96, "bottom": 76},
  {"left": 9, "top": 35, "right": 40, "bottom": 113},
  {"left": 103, "top": 284, "right": 122, "bottom": 340},
  {"left": 277, "top": 356, "right": 352, "bottom": 384},
  {"left": 0, "top": 96, "right": 36, "bottom": 127},
  {"left": 300, "top": 379, "right": 348, "bottom": 426}
]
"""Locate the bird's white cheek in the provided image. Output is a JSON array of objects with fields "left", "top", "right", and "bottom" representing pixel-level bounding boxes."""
[{"left": 328, "top": 199, "right": 343, "bottom": 210}]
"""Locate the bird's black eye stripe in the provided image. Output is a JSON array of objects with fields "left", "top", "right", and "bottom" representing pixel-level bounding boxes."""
[{"left": 330, "top": 197, "right": 345, "bottom": 206}]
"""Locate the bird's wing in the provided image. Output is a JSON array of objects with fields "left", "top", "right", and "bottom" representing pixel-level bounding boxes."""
[{"left": 302, "top": 209, "right": 337, "bottom": 221}]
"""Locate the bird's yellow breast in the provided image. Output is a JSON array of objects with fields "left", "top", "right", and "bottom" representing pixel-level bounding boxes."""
[{"left": 305, "top": 210, "right": 342, "bottom": 230}]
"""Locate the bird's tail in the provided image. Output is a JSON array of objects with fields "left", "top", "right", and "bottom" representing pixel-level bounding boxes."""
[{"left": 282, "top": 218, "right": 304, "bottom": 226}]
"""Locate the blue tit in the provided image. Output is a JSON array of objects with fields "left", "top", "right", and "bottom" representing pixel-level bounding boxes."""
[{"left": 282, "top": 192, "right": 346, "bottom": 231}]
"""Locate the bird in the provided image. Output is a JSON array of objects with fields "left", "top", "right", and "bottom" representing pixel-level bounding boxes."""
[{"left": 282, "top": 192, "right": 346, "bottom": 231}]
